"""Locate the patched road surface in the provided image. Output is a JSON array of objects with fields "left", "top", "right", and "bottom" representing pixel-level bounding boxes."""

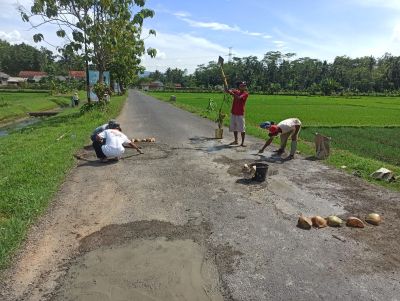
[{"left": 1, "top": 90, "right": 400, "bottom": 301}]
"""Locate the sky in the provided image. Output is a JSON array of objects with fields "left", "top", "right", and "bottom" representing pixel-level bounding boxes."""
[{"left": 1, "top": 0, "right": 400, "bottom": 74}]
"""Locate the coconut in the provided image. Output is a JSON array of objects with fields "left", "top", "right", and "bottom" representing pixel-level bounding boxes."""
[
  {"left": 311, "top": 216, "right": 327, "bottom": 228},
  {"left": 346, "top": 217, "right": 365, "bottom": 228},
  {"left": 297, "top": 215, "right": 312, "bottom": 230},
  {"left": 327, "top": 215, "right": 343, "bottom": 227},
  {"left": 365, "top": 213, "right": 381, "bottom": 225}
]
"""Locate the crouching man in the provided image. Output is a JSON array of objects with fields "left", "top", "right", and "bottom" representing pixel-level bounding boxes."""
[
  {"left": 258, "top": 118, "right": 302, "bottom": 160},
  {"left": 95, "top": 123, "right": 143, "bottom": 162}
]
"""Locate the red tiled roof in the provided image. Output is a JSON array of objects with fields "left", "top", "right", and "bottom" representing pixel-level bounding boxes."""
[
  {"left": 18, "top": 71, "right": 47, "bottom": 78},
  {"left": 69, "top": 71, "right": 86, "bottom": 78}
]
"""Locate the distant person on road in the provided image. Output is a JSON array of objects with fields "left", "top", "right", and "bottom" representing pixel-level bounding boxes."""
[
  {"left": 258, "top": 118, "right": 302, "bottom": 160},
  {"left": 225, "top": 81, "right": 249, "bottom": 147},
  {"left": 71, "top": 92, "right": 80, "bottom": 107},
  {"left": 95, "top": 123, "right": 143, "bottom": 162}
]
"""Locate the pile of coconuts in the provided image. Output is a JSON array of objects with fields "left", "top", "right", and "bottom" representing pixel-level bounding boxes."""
[
  {"left": 297, "top": 213, "right": 381, "bottom": 230},
  {"left": 132, "top": 137, "right": 156, "bottom": 142}
]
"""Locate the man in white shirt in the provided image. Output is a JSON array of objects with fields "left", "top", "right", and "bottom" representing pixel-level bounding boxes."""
[
  {"left": 91, "top": 120, "right": 118, "bottom": 159},
  {"left": 258, "top": 118, "right": 302, "bottom": 159},
  {"left": 96, "top": 124, "right": 143, "bottom": 162}
]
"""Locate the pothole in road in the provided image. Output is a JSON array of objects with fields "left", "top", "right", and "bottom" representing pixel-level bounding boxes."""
[
  {"left": 213, "top": 156, "right": 278, "bottom": 178},
  {"left": 122, "top": 143, "right": 172, "bottom": 161},
  {"left": 51, "top": 221, "right": 240, "bottom": 301}
]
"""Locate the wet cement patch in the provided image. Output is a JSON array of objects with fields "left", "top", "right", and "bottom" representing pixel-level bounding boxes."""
[
  {"left": 53, "top": 238, "right": 223, "bottom": 301},
  {"left": 51, "top": 221, "right": 241, "bottom": 301},
  {"left": 122, "top": 143, "right": 172, "bottom": 161}
]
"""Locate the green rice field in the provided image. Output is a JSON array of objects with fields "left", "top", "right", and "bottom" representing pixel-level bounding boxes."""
[
  {"left": 148, "top": 92, "right": 400, "bottom": 189},
  {"left": 0, "top": 91, "right": 70, "bottom": 123}
]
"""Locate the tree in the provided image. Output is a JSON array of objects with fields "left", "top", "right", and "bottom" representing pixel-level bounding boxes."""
[
  {"left": 149, "top": 70, "right": 164, "bottom": 82},
  {"left": 164, "top": 68, "right": 187, "bottom": 87},
  {"left": 56, "top": 45, "right": 85, "bottom": 74},
  {"left": 320, "top": 78, "right": 340, "bottom": 95},
  {"left": 20, "top": 0, "right": 156, "bottom": 100},
  {"left": 38, "top": 46, "right": 56, "bottom": 74},
  {"left": 0, "top": 40, "right": 43, "bottom": 75}
]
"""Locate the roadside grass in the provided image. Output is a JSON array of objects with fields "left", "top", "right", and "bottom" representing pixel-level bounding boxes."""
[
  {"left": 0, "top": 94, "right": 126, "bottom": 268},
  {"left": 0, "top": 91, "right": 71, "bottom": 123},
  {"left": 148, "top": 91, "right": 400, "bottom": 191}
]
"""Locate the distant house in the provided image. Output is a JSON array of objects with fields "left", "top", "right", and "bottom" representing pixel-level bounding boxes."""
[
  {"left": 141, "top": 81, "right": 164, "bottom": 91},
  {"left": 174, "top": 83, "right": 182, "bottom": 89},
  {"left": 18, "top": 71, "right": 48, "bottom": 83},
  {"left": 69, "top": 70, "right": 86, "bottom": 80},
  {"left": 7, "top": 77, "right": 27, "bottom": 87},
  {"left": 0, "top": 71, "right": 10, "bottom": 85}
]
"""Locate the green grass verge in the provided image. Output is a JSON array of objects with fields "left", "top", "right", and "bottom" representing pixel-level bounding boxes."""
[
  {"left": 148, "top": 91, "right": 400, "bottom": 191},
  {"left": 0, "top": 95, "right": 126, "bottom": 268},
  {"left": 0, "top": 91, "right": 71, "bottom": 123}
]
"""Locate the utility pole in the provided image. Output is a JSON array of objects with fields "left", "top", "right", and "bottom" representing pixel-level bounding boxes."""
[{"left": 84, "top": 13, "right": 90, "bottom": 104}]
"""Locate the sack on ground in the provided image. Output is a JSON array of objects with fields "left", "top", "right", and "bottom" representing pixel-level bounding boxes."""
[{"left": 315, "top": 133, "right": 331, "bottom": 160}]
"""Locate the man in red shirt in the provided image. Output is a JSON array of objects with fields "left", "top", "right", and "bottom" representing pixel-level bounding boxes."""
[{"left": 225, "top": 81, "right": 249, "bottom": 146}]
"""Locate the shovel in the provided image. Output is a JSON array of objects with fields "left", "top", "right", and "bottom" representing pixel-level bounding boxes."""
[{"left": 218, "top": 56, "right": 228, "bottom": 90}]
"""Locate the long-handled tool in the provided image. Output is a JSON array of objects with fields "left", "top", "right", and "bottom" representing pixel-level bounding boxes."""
[
  {"left": 218, "top": 56, "right": 228, "bottom": 90},
  {"left": 216, "top": 56, "right": 230, "bottom": 129}
]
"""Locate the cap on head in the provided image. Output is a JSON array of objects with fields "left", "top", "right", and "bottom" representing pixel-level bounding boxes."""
[
  {"left": 268, "top": 125, "right": 279, "bottom": 135},
  {"left": 109, "top": 122, "right": 121, "bottom": 130},
  {"left": 238, "top": 81, "right": 247, "bottom": 88},
  {"left": 259, "top": 121, "right": 272, "bottom": 129}
]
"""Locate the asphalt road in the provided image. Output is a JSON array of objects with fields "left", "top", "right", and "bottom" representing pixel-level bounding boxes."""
[{"left": 1, "top": 90, "right": 399, "bottom": 301}]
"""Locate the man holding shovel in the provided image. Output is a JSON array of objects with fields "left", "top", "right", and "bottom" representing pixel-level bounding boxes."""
[
  {"left": 225, "top": 81, "right": 249, "bottom": 146},
  {"left": 258, "top": 118, "right": 302, "bottom": 159}
]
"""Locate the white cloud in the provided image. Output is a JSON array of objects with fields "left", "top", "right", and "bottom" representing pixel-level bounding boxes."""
[
  {"left": 176, "top": 15, "right": 272, "bottom": 39},
  {"left": 0, "top": 30, "right": 30, "bottom": 44},
  {"left": 246, "top": 32, "right": 263, "bottom": 37},
  {"left": 141, "top": 29, "right": 228, "bottom": 73},
  {"left": 273, "top": 40, "right": 285, "bottom": 46},
  {"left": 173, "top": 11, "right": 191, "bottom": 18},
  {"left": 392, "top": 23, "right": 400, "bottom": 42},
  {"left": 180, "top": 17, "right": 240, "bottom": 32},
  {"left": 153, "top": 50, "right": 167, "bottom": 59},
  {"left": 351, "top": 0, "right": 400, "bottom": 10}
]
